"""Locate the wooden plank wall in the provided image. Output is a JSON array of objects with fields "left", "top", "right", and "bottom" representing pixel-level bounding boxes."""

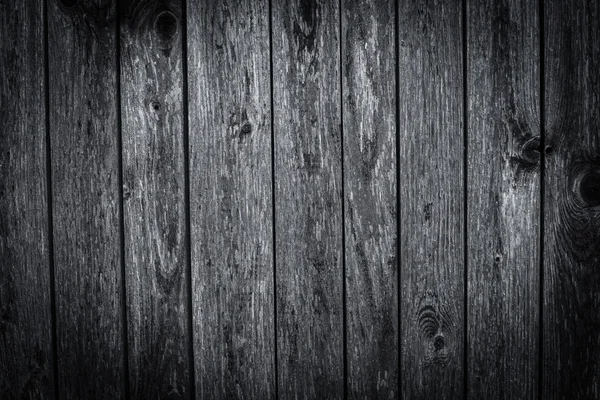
[{"left": 1, "top": 0, "right": 599, "bottom": 399}]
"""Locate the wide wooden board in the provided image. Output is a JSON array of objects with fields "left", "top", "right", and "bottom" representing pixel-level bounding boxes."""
[
  {"left": 467, "top": 0, "right": 540, "bottom": 397},
  {"left": 342, "top": 0, "right": 398, "bottom": 397},
  {"left": 0, "top": 1, "right": 55, "bottom": 397},
  {"left": 272, "top": 0, "right": 344, "bottom": 397},
  {"left": 543, "top": 0, "right": 600, "bottom": 397},
  {"left": 48, "top": 0, "right": 124, "bottom": 397},
  {"left": 119, "top": 0, "right": 190, "bottom": 398},
  {"left": 398, "top": 0, "right": 464, "bottom": 397},
  {"left": 187, "top": 0, "right": 275, "bottom": 398}
]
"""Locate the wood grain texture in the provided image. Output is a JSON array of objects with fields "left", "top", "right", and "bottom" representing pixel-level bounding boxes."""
[
  {"left": 544, "top": 0, "right": 600, "bottom": 398},
  {"left": 398, "top": 0, "right": 464, "bottom": 398},
  {"left": 272, "top": 0, "right": 343, "bottom": 397},
  {"left": 0, "top": 1, "right": 54, "bottom": 398},
  {"left": 467, "top": 0, "right": 540, "bottom": 398},
  {"left": 341, "top": 0, "right": 397, "bottom": 397},
  {"left": 48, "top": 0, "right": 124, "bottom": 397},
  {"left": 119, "top": 0, "right": 190, "bottom": 398},
  {"left": 187, "top": 0, "right": 275, "bottom": 398}
]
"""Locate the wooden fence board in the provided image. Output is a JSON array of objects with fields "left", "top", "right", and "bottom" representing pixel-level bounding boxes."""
[
  {"left": 48, "top": 0, "right": 124, "bottom": 397},
  {"left": 342, "top": 0, "right": 398, "bottom": 397},
  {"left": 466, "top": 0, "right": 540, "bottom": 398},
  {"left": 119, "top": 0, "right": 190, "bottom": 398},
  {"left": 187, "top": 0, "right": 275, "bottom": 398},
  {"left": 544, "top": 0, "right": 600, "bottom": 397},
  {"left": 272, "top": 0, "right": 344, "bottom": 397},
  {"left": 398, "top": 0, "right": 464, "bottom": 397},
  {"left": 0, "top": 1, "right": 54, "bottom": 397}
]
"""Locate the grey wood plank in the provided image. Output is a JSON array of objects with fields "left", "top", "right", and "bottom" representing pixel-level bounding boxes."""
[
  {"left": 119, "top": 0, "right": 190, "bottom": 398},
  {"left": 544, "top": 0, "right": 600, "bottom": 398},
  {"left": 0, "top": 1, "right": 55, "bottom": 398},
  {"left": 47, "top": 0, "right": 124, "bottom": 397},
  {"left": 187, "top": 0, "right": 275, "bottom": 398},
  {"left": 466, "top": 0, "right": 540, "bottom": 398},
  {"left": 398, "top": 0, "right": 464, "bottom": 398},
  {"left": 272, "top": 0, "right": 343, "bottom": 397},
  {"left": 341, "top": 0, "right": 398, "bottom": 397}
]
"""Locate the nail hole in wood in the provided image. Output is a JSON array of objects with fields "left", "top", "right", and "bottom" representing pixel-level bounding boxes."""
[
  {"left": 545, "top": 145, "right": 554, "bottom": 155},
  {"left": 151, "top": 101, "right": 161, "bottom": 111},
  {"left": 241, "top": 122, "right": 252, "bottom": 135}
]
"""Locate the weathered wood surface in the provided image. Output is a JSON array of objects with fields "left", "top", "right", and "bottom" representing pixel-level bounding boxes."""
[
  {"left": 544, "top": 0, "right": 600, "bottom": 398},
  {"left": 272, "top": 0, "right": 344, "bottom": 397},
  {"left": 398, "top": 0, "right": 464, "bottom": 398},
  {"left": 467, "top": 0, "right": 540, "bottom": 398},
  {"left": 187, "top": 0, "right": 275, "bottom": 398},
  {"left": 342, "top": 0, "right": 398, "bottom": 397},
  {"left": 4, "top": 1, "right": 600, "bottom": 398},
  {"left": 0, "top": 1, "right": 55, "bottom": 398},
  {"left": 48, "top": 0, "right": 124, "bottom": 397},
  {"left": 119, "top": 0, "right": 190, "bottom": 398}
]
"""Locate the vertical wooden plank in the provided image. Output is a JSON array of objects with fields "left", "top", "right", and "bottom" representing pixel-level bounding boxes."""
[
  {"left": 544, "top": 0, "right": 600, "bottom": 398},
  {"left": 119, "top": 0, "right": 190, "bottom": 398},
  {"left": 467, "top": 0, "right": 540, "bottom": 398},
  {"left": 47, "top": 0, "right": 124, "bottom": 397},
  {"left": 342, "top": 0, "right": 398, "bottom": 397},
  {"left": 187, "top": 0, "right": 275, "bottom": 398},
  {"left": 272, "top": 0, "right": 343, "bottom": 397},
  {"left": 0, "top": 1, "right": 55, "bottom": 398},
  {"left": 398, "top": 0, "right": 464, "bottom": 398}
]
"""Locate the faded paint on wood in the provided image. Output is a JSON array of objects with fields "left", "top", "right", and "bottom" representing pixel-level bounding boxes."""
[
  {"left": 0, "top": 1, "right": 54, "bottom": 397},
  {"left": 187, "top": 0, "right": 275, "bottom": 398},
  {"left": 398, "top": 0, "right": 464, "bottom": 398},
  {"left": 272, "top": 0, "right": 344, "bottom": 397},
  {"left": 119, "top": 0, "right": 190, "bottom": 398},
  {"left": 342, "top": 0, "right": 398, "bottom": 398},
  {"left": 467, "top": 0, "right": 540, "bottom": 398},
  {"left": 544, "top": 0, "right": 600, "bottom": 398},
  {"left": 48, "top": 0, "right": 124, "bottom": 397}
]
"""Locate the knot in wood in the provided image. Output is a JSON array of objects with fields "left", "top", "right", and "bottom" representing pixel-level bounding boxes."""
[
  {"left": 520, "top": 136, "right": 540, "bottom": 165},
  {"left": 153, "top": 11, "right": 178, "bottom": 43},
  {"left": 579, "top": 172, "right": 600, "bottom": 206},
  {"left": 433, "top": 334, "right": 445, "bottom": 351}
]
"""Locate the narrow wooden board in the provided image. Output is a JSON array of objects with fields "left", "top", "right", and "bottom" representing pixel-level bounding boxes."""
[
  {"left": 0, "top": 1, "right": 55, "bottom": 397},
  {"left": 48, "top": 0, "right": 124, "bottom": 397},
  {"left": 272, "top": 0, "right": 344, "bottom": 397},
  {"left": 187, "top": 0, "right": 275, "bottom": 398},
  {"left": 543, "top": 0, "right": 600, "bottom": 397},
  {"left": 398, "top": 0, "right": 464, "bottom": 397},
  {"left": 466, "top": 0, "right": 540, "bottom": 398},
  {"left": 119, "top": 0, "right": 190, "bottom": 398},
  {"left": 341, "top": 0, "right": 398, "bottom": 397}
]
